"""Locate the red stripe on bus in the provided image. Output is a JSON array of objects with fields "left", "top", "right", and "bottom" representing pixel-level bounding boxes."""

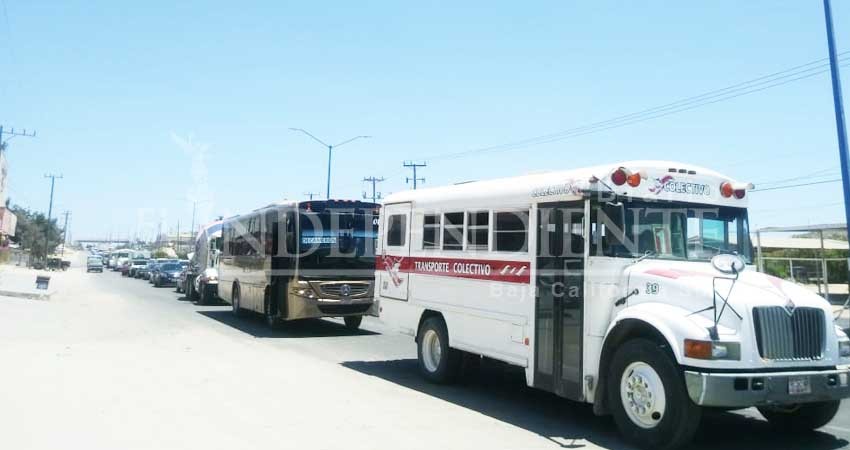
[{"left": 378, "top": 254, "right": 530, "bottom": 284}]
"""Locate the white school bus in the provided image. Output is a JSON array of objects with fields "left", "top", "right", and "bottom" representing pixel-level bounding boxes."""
[{"left": 376, "top": 160, "right": 850, "bottom": 449}]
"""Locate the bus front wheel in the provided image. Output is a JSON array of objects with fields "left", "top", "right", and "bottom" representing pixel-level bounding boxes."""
[
  {"left": 607, "top": 338, "right": 701, "bottom": 450},
  {"left": 343, "top": 316, "right": 362, "bottom": 330},
  {"left": 757, "top": 401, "right": 840, "bottom": 432},
  {"left": 417, "top": 316, "right": 461, "bottom": 384}
]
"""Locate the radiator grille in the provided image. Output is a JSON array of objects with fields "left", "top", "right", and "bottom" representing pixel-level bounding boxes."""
[
  {"left": 317, "top": 282, "right": 370, "bottom": 298},
  {"left": 752, "top": 306, "right": 825, "bottom": 361}
]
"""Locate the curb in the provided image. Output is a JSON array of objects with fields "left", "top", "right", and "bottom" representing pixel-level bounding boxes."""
[{"left": 0, "top": 289, "right": 51, "bottom": 301}]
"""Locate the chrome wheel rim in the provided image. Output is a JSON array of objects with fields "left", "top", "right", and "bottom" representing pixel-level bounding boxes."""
[
  {"left": 421, "top": 329, "right": 442, "bottom": 373},
  {"left": 620, "top": 362, "right": 666, "bottom": 429}
]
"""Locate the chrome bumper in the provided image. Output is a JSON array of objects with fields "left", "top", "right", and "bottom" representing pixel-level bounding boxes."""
[{"left": 684, "top": 368, "right": 850, "bottom": 407}]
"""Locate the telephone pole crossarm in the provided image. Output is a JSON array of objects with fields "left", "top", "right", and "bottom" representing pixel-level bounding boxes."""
[{"left": 403, "top": 161, "right": 426, "bottom": 190}]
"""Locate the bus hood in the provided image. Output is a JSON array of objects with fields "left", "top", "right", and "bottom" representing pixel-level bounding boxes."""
[{"left": 625, "top": 260, "right": 831, "bottom": 334}]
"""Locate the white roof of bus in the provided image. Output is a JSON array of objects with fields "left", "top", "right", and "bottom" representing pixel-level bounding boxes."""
[{"left": 383, "top": 160, "right": 745, "bottom": 209}]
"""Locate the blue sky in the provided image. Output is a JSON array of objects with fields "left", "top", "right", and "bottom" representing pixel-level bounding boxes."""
[{"left": 2, "top": 1, "right": 850, "bottom": 240}]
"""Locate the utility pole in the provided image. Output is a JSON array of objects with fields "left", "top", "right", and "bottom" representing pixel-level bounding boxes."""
[
  {"left": 823, "top": 0, "right": 850, "bottom": 311},
  {"left": 177, "top": 219, "right": 181, "bottom": 255},
  {"left": 0, "top": 126, "right": 36, "bottom": 152},
  {"left": 404, "top": 161, "right": 426, "bottom": 189},
  {"left": 289, "top": 128, "right": 372, "bottom": 199},
  {"left": 61, "top": 210, "right": 71, "bottom": 257},
  {"left": 43, "top": 174, "right": 63, "bottom": 261},
  {"left": 303, "top": 191, "right": 319, "bottom": 200},
  {"left": 362, "top": 176, "right": 385, "bottom": 203}
]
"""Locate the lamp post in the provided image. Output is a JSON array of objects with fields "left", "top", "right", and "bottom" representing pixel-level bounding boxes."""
[{"left": 289, "top": 128, "right": 371, "bottom": 199}]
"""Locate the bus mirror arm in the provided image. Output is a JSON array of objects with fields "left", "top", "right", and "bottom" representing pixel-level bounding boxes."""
[{"left": 614, "top": 288, "right": 639, "bottom": 307}]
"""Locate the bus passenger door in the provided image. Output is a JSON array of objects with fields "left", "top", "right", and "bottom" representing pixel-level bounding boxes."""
[
  {"left": 535, "top": 202, "right": 585, "bottom": 401},
  {"left": 378, "top": 202, "right": 411, "bottom": 301}
]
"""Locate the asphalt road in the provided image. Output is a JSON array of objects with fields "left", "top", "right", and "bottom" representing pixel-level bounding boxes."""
[{"left": 1, "top": 256, "right": 848, "bottom": 450}]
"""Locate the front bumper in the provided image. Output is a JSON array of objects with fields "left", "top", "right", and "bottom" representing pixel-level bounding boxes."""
[{"left": 685, "top": 367, "right": 850, "bottom": 407}]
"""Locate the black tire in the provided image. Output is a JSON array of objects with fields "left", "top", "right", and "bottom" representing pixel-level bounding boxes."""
[
  {"left": 231, "top": 284, "right": 242, "bottom": 316},
  {"left": 189, "top": 278, "right": 200, "bottom": 302},
  {"left": 199, "top": 283, "right": 216, "bottom": 306},
  {"left": 343, "top": 315, "right": 363, "bottom": 330},
  {"left": 417, "top": 316, "right": 462, "bottom": 384},
  {"left": 195, "top": 282, "right": 206, "bottom": 305},
  {"left": 264, "top": 294, "right": 280, "bottom": 329},
  {"left": 607, "top": 338, "right": 702, "bottom": 450},
  {"left": 758, "top": 401, "right": 840, "bottom": 432}
]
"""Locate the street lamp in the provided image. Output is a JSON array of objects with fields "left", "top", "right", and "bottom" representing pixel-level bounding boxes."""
[{"left": 289, "top": 128, "right": 371, "bottom": 199}]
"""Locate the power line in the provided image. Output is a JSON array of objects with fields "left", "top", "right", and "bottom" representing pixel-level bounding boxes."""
[
  {"left": 752, "top": 167, "right": 838, "bottom": 186},
  {"left": 336, "top": 54, "right": 850, "bottom": 195},
  {"left": 422, "top": 54, "right": 850, "bottom": 162},
  {"left": 303, "top": 191, "right": 320, "bottom": 201},
  {"left": 751, "top": 178, "right": 841, "bottom": 192}
]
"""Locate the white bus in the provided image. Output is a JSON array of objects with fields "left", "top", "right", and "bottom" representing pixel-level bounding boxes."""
[{"left": 376, "top": 160, "right": 850, "bottom": 449}]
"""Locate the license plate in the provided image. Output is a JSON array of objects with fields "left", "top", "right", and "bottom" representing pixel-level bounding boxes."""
[{"left": 788, "top": 376, "right": 811, "bottom": 395}]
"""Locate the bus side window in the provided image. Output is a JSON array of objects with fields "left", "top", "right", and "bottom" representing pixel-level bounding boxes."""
[
  {"left": 442, "top": 212, "right": 464, "bottom": 251},
  {"left": 423, "top": 214, "right": 440, "bottom": 249},
  {"left": 466, "top": 211, "right": 489, "bottom": 251},
  {"left": 493, "top": 210, "right": 528, "bottom": 252},
  {"left": 387, "top": 214, "right": 407, "bottom": 247}
]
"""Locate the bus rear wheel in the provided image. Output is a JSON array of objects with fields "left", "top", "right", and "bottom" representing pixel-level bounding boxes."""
[
  {"left": 607, "top": 338, "right": 701, "bottom": 450},
  {"left": 417, "top": 316, "right": 461, "bottom": 384},
  {"left": 231, "top": 284, "right": 243, "bottom": 316},
  {"left": 343, "top": 316, "right": 363, "bottom": 330}
]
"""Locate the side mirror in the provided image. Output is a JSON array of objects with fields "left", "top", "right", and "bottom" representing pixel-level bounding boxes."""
[
  {"left": 711, "top": 254, "right": 746, "bottom": 275},
  {"left": 603, "top": 201, "right": 625, "bottom": 229}
]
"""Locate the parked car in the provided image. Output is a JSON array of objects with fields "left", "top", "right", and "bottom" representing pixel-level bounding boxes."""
[
  {"left": 176, "top": 265, "right": 190, "bottom": 294},
  {"left": 128, "top": 258, "right": 148, "bottom": 278},
  {"left": 86, "top": 255, "right": 104, "bottom": 273},
  {"left": 147, "top": 259, "right": 174, "bottom": 283},
  {"left": 136, "top": 261, "right": 153, "bottom": 279},
  {"left": 193, "top": 267, "right": 219, "bottom": 305},
  {"left": 152, "top": 262, "right": 183, "bottom": 287}
]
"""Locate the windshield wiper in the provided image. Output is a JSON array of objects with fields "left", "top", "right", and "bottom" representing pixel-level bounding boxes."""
[{"left": 635, "top": 250, "right": 656, "bottom": 262}]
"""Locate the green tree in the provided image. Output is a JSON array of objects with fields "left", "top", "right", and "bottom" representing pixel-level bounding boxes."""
[{"left": 8, "top": 204, "right": 64, "bottom": 259}]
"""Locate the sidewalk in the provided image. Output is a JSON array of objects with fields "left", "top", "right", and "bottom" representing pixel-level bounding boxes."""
[{"left": 0, "top": 264, "right": 58, "bottom": 301}]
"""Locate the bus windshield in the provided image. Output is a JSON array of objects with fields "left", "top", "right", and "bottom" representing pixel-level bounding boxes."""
[
  {"left": 298, "top": 209, "right": 378, "bottom": 275},
  {"left": 593, "top": 200, "right": 753, "bottom": 263}
]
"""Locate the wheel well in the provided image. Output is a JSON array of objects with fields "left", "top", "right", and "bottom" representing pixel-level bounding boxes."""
[
  {"left": 416, "top": 310, "right": 444, "bottom": 343},
  {"left": 593, "top": 319, "right": 676, "bottom": 416}
]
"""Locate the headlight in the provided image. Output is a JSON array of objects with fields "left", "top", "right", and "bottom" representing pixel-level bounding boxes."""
[
  {"left": 684, "top": 339, "right": 741, "bottom": 360},
  {"left": 292, "top": 281, "right": 316, "bottom": 299}
]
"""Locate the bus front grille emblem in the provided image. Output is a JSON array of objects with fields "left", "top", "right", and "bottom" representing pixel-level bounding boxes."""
[{"left": 340, "top": 284, "right": 352, "bottom": 297}]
